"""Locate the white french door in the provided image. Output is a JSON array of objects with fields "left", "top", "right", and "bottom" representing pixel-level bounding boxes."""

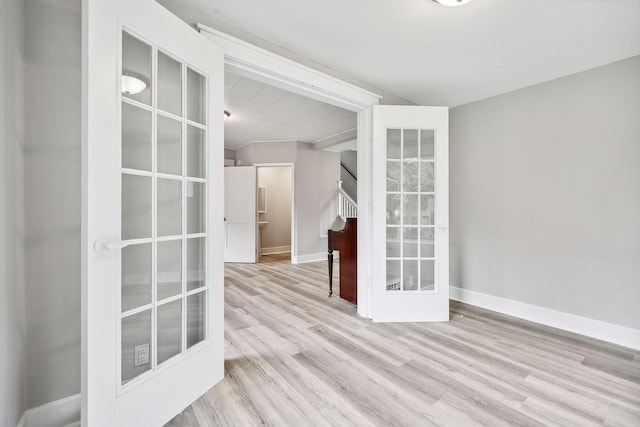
[
  {"left": 82, "top": 0, "right": 224, "bottom": 425},
  {"left": 223, "top": 166, "right": 257, "bottom": 263},
  {"left": 371, "top": 106, "right": 449, "bottom": 322}
]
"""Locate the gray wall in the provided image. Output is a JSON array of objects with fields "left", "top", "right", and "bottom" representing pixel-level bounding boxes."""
[
  {"left": 295, "top": 142, "right": 340, "bottom": 257},
  {"left": 450, "top": 56, "right": 640, "bottom": 330},
  {"left": 1, "top": 0, "right": 27, "bottom": 423},
  {"left": 236, "top": 141, "right": 340, "bottom": 260},
  {"left": 257, "top": 166, "right": 292, "bottom": 251},
  {"left": 224, "top": 147, "right": 236, "bottom": 161},
  {"left": 24, "top": 0, "right": 82, "bottom": 407}
]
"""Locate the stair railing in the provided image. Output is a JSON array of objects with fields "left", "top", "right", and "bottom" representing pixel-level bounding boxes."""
[{"left": 337, "top": 180, "right": 357, "bottom": 219}]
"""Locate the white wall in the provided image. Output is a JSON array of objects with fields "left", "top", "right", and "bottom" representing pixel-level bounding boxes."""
[
  {"left": 24, "top": 0, "right": 82, "bottom": 407},
  {"left": 257, "top": 167, "right": 292, "bottom": 251},
  {"left": 236, "top": 141, "right": 340, "bottom": 261},
  {"left": 450, "top": 56, "right": 640, "bottom": 330},
  {"left": 0, "top": 0, "right": 27, "bottom": 423}
]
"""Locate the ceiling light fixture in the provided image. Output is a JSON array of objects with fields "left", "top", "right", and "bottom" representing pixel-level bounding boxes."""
[
  {"left": 433, "top": 0, "right": 473, "bottom": 6},
  {"left": 121, "top": 70, "right": 149, "bottom": 95},
  {"left": 224, "top": 110, "right": 231, "bottom": 120}
]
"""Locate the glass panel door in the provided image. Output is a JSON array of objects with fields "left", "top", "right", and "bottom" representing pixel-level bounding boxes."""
[
  {"left": 372, "top": 105, "right": 449, "bottom": 322},
  {"left": 120, "top": 30, "right": 208, "bottom": 386},
  {"left": 84, "top": 0, "right": 223, "bottom": 423}
]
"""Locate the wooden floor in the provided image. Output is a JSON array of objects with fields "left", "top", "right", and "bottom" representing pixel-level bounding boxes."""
[{"left": 167, "top": 253, "right": 640, "bottom": 426}]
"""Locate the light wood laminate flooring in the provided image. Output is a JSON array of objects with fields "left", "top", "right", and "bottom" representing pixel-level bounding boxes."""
[{"left": 167, "top": 253, "right": 640, "bottom": 426}]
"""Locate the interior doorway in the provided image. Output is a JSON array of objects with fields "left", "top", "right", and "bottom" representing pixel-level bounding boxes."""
[{"left": 256, "top": 164, "right": 294, "bottom": 262}]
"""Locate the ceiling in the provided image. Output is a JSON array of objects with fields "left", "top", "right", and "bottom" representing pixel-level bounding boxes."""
[
  {"left": 223, "top": 71, "right": 356, "bottom": 149},
  {"left": 158, "top": 0, "right": 640, "bottom": 148}
]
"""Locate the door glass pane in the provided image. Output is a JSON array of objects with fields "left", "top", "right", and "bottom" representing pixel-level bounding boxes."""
[
  {"left": 386, "top": 260, "right": 401, "bottom": 291},
  {"left": 122, "top": 31, "right": 151, "bottom": 105},
  {"left": 386, "top": 227, "right": 400, "bottom": 258},
  {"left": 386, "top": 194, "right": 401, "bottom": 225},
  {"left": 122, "top": 174, "right": 152, "bottom": 240},
  {"left": 420, "top": 162, "right": 434, "bottom": 193},
  {"left": 157, "top": 299, "right": 182, "bottom": 365},
  {"left": 122, "top": 103, "right": 151, "bottom": 171},
  {"left": 420, "top": 228, "right": 435, "bottom": 258},
  {"left": 386, "top": 161, "right": 400, "bottom": 192},
  {"left": 403, "top": 227, "right": 418, "bottom": 258},
  {"left": 403, "top": 161, "right": 418, "bottom": 192},
  {"left": 187, "top": 292, "right": 206, "bottom": 348},
  {"left": 403, "top": 260, "right": 418, "bottom": 291},
  {"left": 157, "top": 178, "right": 182, "bottom": 237},
  {"left": 403, "top": 194, "right": 419, "bottom": 225},
  {"left": 187, "top": 125, "right": 206, "bottom": 178},
  {"left": 187, "top": 67, "right": 206, "bottom": 125},
  {"left": 420, "top": 129, "right": 435, "bottom": 160},
  {"left": 158, "top": 51, "right": 182, "bottom": 116},
  {"left": 187, "top": 237, "right": 205, "bottom": 291},
  {"left": 420, "top": 260, "right": 435, "bottom": 291},
  {"left": 121, "top": 310, "right": 152, "bottom": 384},
  {"left": 157, "top": 115, "right": 182, "bottom": 176},
  {"left": 157, "top": 240, "right": 182, "bottom": 300},
  {"left": 403, "top": 129, "right": 419, "bottom": 159},
  {"left": 420, "top": 195, "right": 435, "bottom": 226},
  {"left": 121, "top": 243, "right": 151, "bottom": 312},
  {"left": 387, "top": 129, "right": 401, "bottom": 159},
  {"left": 187, "top": 182, "right": 205, "bottom": 234}
]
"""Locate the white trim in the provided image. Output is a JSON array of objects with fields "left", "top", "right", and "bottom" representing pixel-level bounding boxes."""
[
  {"left": 18, "top": 394, "right": 80, "bottom": 427},
  {"left": 197, "top": 26, "right": 379, "bottom": 318},
  {"left": 197, "top": 24, "right": 381, "bottom": 112},
  {"left": 261, "top": 246, "right": 291, "bottom": 255},
  {"left": 292, "top": 252, "right": 328, "bottom": 264},
  {"left": 450, "top": 286, "right": 640, "bottom": 351}
]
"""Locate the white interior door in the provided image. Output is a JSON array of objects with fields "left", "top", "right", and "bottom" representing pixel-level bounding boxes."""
[
  {"left": 82, "top": 0, "right": 224, "bottom": 425},
  {"left": 371, "top": 105, "right": 449, "bottom": 322},
  {"left": 224, "top": 166, "right": 257, "bottom": 263}
]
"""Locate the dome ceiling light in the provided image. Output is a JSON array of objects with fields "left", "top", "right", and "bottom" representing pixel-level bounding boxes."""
[
  {"left": 121, "top": 70, "right": 149, "bottom": 95},
  {"left": 433, "top": 0, "right": 474, "bottom": 6}
]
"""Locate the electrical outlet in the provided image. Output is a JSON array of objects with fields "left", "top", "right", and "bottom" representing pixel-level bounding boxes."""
[{"left": 134, "top": 343, "right": 149, "bottom": 367}]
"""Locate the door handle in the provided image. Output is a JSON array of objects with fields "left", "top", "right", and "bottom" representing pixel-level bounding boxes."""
[
  {"left": 437, "top": 224, "right": 449, "bottom": 230},
  {"left": 94, "top": 240, "right": 131, "bottom": 253}
]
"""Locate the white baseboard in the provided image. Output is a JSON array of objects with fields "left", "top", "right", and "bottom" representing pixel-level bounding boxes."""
[
  {"left": 18, "top": 394, "right": 80, "bottom": 427},
  {"left": 292, "top": 252, "right": 332, "bottom": 264},
  {"left": 450, "top": 286, "right": 640, "bottom": 351},
  {"left": 261, "top": 245, "right": 291, "bottom": 255}
]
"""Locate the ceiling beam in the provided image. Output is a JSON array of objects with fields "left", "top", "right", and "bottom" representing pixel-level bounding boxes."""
[{"left": 312, "top": 128, "right": 357, "bottom": 150}]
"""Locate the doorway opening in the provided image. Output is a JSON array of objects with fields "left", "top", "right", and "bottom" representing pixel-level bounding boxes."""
[{"left": 255, "top": 164, "right": 294, "bottom": 263}]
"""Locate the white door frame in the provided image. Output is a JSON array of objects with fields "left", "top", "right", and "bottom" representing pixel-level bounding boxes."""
[
  {"left": 198, "top": 25, "right": 380, "bottom": 318},
  {"left": 255, "top": 163, "right": 295, "bottom": 261}
]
